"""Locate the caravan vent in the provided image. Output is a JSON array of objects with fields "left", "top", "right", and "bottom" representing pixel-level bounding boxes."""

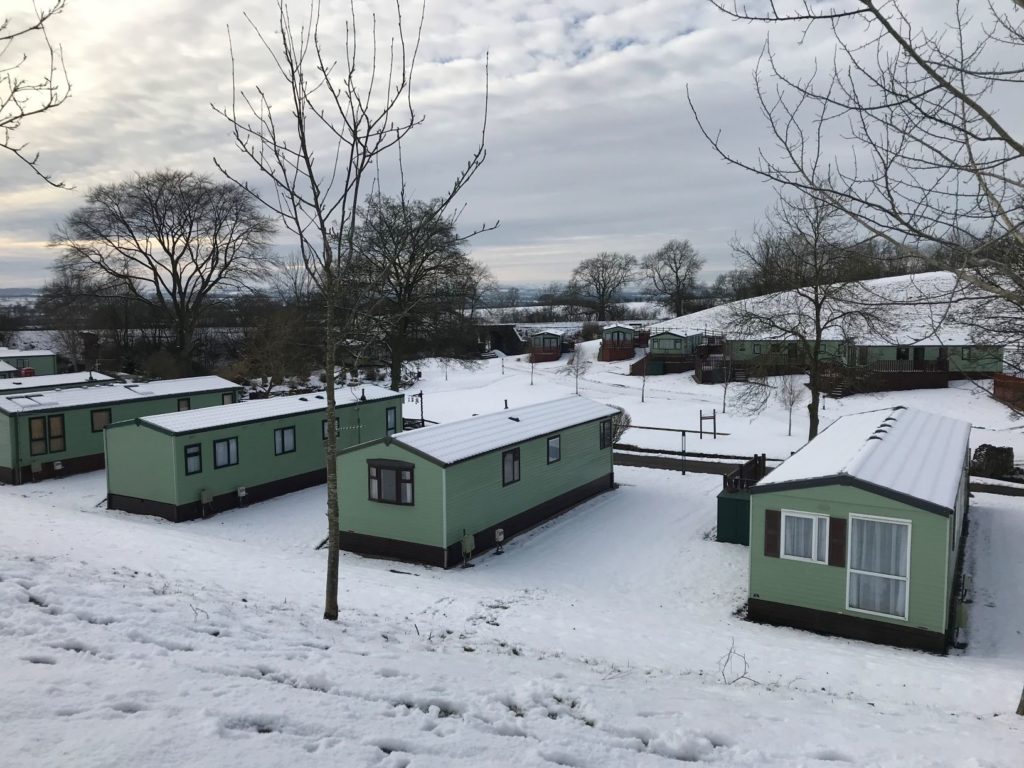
[{"left": 200, "top": 489, "right": 213, "bottom": 505}]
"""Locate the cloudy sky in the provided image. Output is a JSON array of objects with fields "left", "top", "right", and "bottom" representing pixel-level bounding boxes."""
[{"left": 0, "top": 0, "right": 911, "bottom": 289}]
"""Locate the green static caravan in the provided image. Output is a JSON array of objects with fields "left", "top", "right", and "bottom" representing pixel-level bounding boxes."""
[
  {"left": 598, "top": 324, "right": 636, "bottom": 362},
  {"left": 747, "top": 406, "right": 971, "bottom": 653},
  {"left": 0, "top": 371, "right": 115, "bottom": 394},
  {"left": 635, "top": 329, "right": 704, "bottom": 377},
  {"left": 337, "top": 396, "right": 619, "bottom": 568},
  {"left": 528, "top": 330, "right": 566, "bottom": 363},
  {"left": 847, "top": 343, "right": 1003, "bottom": 377},
  {"left": 0, "top": 347, "right": 58, "bottom": 376},
  {"left": 105, "top": 387, "right": 403, "bottom": 522},
  {"left": 0, "top": 376, "right": 241, "bottom": 485},
  {"left": 648, "top": 330, "right": 702, "bottom": 358}
]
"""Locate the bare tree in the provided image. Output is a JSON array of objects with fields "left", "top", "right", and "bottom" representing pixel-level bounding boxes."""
[
  {"left": 1, "top": 0, "right": 69, "bottom": 187},
  {"left": 570, "top": 252, "right": 637, "bottom": 321},
  {"left": 726, "top": 194, "right": 886, "bottom": 439},
  {"left": 52, "top": 170, "right": 275, "bottom": 374},
  {"left": 610, "top": 405, "right": 632, "bottom": 443},
  {"left": 641, "top": 239, "right": 705, "bottom": 317},
  {"left": 693, "top": 1, "right": 1024, "bottom": 344},
  {"left": 776, "top": 374, "right": 807, "bottom": 437},
  {"left": 561, "top": 347, "right": 592, "bottom": 395},
  {"left": 354, "top": 194, "right": 493, "bottom": 390},
  {"left": 214, "top": 0, "right": 488, "bottom": 620}
]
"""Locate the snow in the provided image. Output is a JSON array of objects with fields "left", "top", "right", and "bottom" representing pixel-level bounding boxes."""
[
  {"left": 0, "top": 360, "right": 15, "bottom": 373},
  {"left": 649, "top": 329, "right": 692, "bottom": 339},
  {"left": 662, "top": 271, "right": 999, "bottom": 347},
  {"left": 141, "top": 386, "right": 401, "bottom": 434},
  {"left": 0, "top": 346, "right": 56, "bottom": 358},
  {"left": 0, "top": 371, "right": 115, "bottom": 392},
  {"left": 392, "top": 397, "right": 619, "bottom": 465},
  {"left": 0, "top": 376, "right": 238, "bottom": 414},
  {"left": 756, "top": 406, "right": 971, "bottom": 513},
  {"left": 2, "top": 353, "right": 1024, "bottom": 766}
]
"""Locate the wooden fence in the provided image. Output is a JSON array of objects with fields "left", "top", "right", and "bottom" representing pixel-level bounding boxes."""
[
  {"left": 993, "top": 373, "right": 1024, "bottom": 408},
  {"left": 722, "top": 453, "right": 769, "bottom": 493}
]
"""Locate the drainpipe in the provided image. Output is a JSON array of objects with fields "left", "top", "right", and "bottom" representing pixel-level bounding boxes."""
[
  {"left": 441, "top": 470, "right": 448, "bottom": 569},
  {"left": 11, "top": 414, "right": 21, "bottom": 485}
]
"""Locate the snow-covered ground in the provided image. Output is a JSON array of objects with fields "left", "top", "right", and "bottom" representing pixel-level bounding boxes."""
[{"left": 3, "top": 352, "right": 1024, "bottom": 766}]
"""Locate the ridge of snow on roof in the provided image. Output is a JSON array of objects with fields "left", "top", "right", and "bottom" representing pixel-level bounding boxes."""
[
  {"left": 139, "top": 386, "right": 401, "bottom": 433},
  {"left": 0, "top": 376, "right": 238, "bottom": 414},
  {"left": 531, "top": 329, "right": 565, "bottom": 337},
  {"left": 756, "top": 406, "right": 970, "bottom": 512},
  {"left": 0, "top": 371, "right": 114, "bottom": 392},
  {"left": 0, "top": 347, "right": 56, "bottom": 358},
  {"left": 0, "top": 361, "right": 15, "bottom": 372},
  {"left": 392, "top": 397, "right": 619, "bottom": 465}
]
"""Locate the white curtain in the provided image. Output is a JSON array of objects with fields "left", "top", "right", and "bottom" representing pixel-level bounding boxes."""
[
  {"left": 380, "top": 468, "right": 397, "bottom": 502},
  {"left": 784, "top": 515, "right": 813, "bottom": 559},
  {"left": 848, "top": 518, "right": 909, "bottom": 617}
]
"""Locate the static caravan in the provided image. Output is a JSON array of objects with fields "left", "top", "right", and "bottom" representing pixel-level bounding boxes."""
[
  {"left": 0, "top": 347, "right": 58, "bottom": 376},
  {"left": 598, "top": 324, "right": 637, "bottom": 362},
  {"left": 106, "top": 387, "right": 404, "bottom": 522},
  {"left": 337, "top": 397, "right": 618, "bottom": 567},
  {"left": 747, "top": 406, "right": 970, "bottom": 652},
  {"left": 0, "top": 371, "right": 114, "bottom": 394},
  {"left": 633, "top": 330, "right": 704, "bottom": 376},
  {"left": 0, "top": 376, "right": 241, "bottom": 484},
  {"left": 528, "top": 330, "right": 566, "bottom": 363},
  {"left": 648, "top": 330, "right": 700, "bottom": 359},
  {"left": 847, "top": 342, "right": 1002, "bottom": 379}
]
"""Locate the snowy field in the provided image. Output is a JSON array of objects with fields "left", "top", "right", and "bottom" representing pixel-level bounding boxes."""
[{"left": 3, "top": 348, "right": 1024, "bottom": 767}]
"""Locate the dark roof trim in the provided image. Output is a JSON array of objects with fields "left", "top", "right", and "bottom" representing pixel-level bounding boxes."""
[{"left": 749, "top": 473, "right": 953, "bottom": 517}]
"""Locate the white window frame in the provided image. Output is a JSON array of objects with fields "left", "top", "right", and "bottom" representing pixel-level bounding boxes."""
[
  {"left": 780, "top": 510, "right": 829, "bottom": 565},
  {"left": 845, "top": 514, "right": 912, "bottom": 622}
]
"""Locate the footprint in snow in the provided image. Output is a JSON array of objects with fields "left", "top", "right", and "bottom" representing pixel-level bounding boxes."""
[{"left": 22, "top": 655, "right": 57, "bottom": 665}]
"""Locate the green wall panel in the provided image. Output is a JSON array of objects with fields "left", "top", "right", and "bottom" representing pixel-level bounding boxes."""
[
  {"left": 337, "top": 441, "right": 445, "bottom": 548},
  {"left": 443, "top": 420, "right": 612, "bottom": 547},
  {"left": 749, "top": 484, "right": 954, "bottom": 634}
]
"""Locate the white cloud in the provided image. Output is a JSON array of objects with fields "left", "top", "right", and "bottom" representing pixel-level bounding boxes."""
[{"left": 1, "top": 0, "right": 989, "bottom": 289}]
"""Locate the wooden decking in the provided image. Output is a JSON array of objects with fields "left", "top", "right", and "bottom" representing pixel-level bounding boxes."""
[{"left": 598, "top": 341, "right": 636, "bottom": 362}]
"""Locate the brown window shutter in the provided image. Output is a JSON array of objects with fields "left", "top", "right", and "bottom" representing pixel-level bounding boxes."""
[
  {"left": 764, "top": 509, "right": 781, "bottom": 558},
  {"left": 828, "top": 517, "right": 847, "bottom": 567}
]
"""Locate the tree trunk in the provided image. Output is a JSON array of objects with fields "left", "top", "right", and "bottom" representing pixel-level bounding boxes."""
[
  {"left": 174, "top": 317, "right": 195, "bottom": 375},
  {"left": 807, "top": 388, "right": 820, "bottom": 440},
  {"left": 323, "top": 290, "right": 340, "bottom": 621},
  {"left": 389, "top": 319, "right": 409, "bottom": 392},
  {"left": 389, "top": 338, "right": 403, "bottom": 392}
]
